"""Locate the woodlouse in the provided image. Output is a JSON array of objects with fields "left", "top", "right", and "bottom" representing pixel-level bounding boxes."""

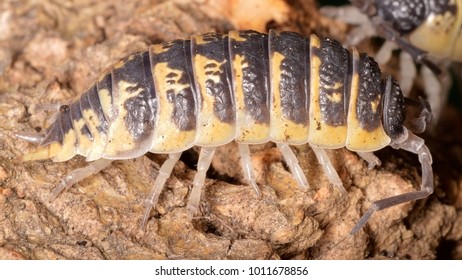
[
  {"left": 322, "top": 0, "right": 462, "bottom": 122},
  {"left": 18, "top": 30, "right": 434, "bottom": 234}
]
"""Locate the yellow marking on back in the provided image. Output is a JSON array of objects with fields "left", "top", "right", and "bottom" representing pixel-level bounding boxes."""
[
  {"left": 232, "top": 54, "right": 270, "bottom": 143},
  {"left": 326, "top": 92, "right": 342, "bottom": 103},
  {"left": 194, "top": 34, "right": 227, "bottom": 45},
  {"left": 346, "top": 49, "right": 390, "bottom": 151},
  {"left": 192, "top": 52, "right": 235, "bottom": 145},
  {"left": 308, "top": 35, "right": 347, "bottom": 148},
  {"left": 151, "top": 43, "right": 172, "bottom": 55},
  {"left": 409, "top": 0, "right": 462, "bottom": 60},
  {"left": 370, "top": 98, "right": 380, "bottom": 114},
  {"left": 98, "top": 88, "right": 112, "bottom": 121},
  {"left": 270, "top": 51, "right": 309, "bottom": 144},
  {"left": 150, "top": 62, "right": 195, "bottom": 153},
  {"left": 229, "top": 31, "right": 248, "bottom": 42}
]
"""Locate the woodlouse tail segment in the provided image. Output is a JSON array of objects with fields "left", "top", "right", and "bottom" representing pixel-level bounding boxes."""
[
  {"left": 20, "top": 142, "right": 62, "bottom": 161},
  {"left": 15, "top": 131, "right": 61, "bottom": 161},
  {"left": 350, "top": 128, "right": 434, "bottom": 235}
]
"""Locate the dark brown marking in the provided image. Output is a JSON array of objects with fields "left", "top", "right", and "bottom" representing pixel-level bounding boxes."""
[
  {"left": 40, "top": 115, "right": 64, "bottom": 146},
  {"left": 318, "top": 37, "right": 349, "bottom": 126},
  {"left": 382, "top": 77, "right": 405, "bottom": 139},
  {"left": 69, "top": 101, "right": 92, "bottom": 141},
  {"left": 191, "top": 33, "right": 235, "bottom": 123},
  {"left": 357, "top": 54, "right": 383, "bottom": 131},
  {"left": 150, "top": 40, "right": 197, "bottom": 131},
  {"left": 114, "top": 52, "right": 157, "bottom": 141},
  {"left": 269, "top": 30, "right": 310, "bottom": 124},
  {"left": 230, "top": 30, "right": 270, "bottom": 124}
]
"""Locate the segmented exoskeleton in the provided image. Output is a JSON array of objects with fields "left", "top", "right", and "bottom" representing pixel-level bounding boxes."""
[{"left": 18, "top": 30, "right": 434, "bottom": 234}]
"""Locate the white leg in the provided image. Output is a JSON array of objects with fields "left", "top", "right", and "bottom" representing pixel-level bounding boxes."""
[
  {"left": 398, "top": 51, "right": 417, "bottom": 96},
  {"left": 320, "top": 5, "right": 375, "bottom": 47},
  {"left": 405, "top": 97, "right": 432, "bottom": 133},
  {"left": 186, "top": 147, "right": 216, "bottom": 217},
  {"left": 356, "top": 151, "right": 381, "bottom": 169},
  {"left": 50, "top": 158, "right": 113, "bottom": 200},
  {"left": 309, "top": 145, "right": 346, "bottom": 194},
  {"left": 238, "top": 143, "right": 261, "bottom": 196},
  {"left": 320, "top": 5, "right": 370, "bottom": 25},
  {"left": 345, "top": 25, "right": 376, "bottom": 47},
  {"left": 276, "top": 143, "right": 309, "bottom": 189},
  {"left": 350, "top": 129, "right": 433, "bottom": 234},
  {"left": 421, "top": 64, "right": 451, "bottom": 124},
  {"left": 374, "top": 40, "right": 398, "bottom": 65},
  {"left": 141, "top": 152, "right": 181, "bottom": 227}
]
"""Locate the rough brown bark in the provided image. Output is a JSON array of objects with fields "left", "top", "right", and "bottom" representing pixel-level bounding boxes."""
[{"left": 0, "top": 0, "right": 460, "bottom": 259}]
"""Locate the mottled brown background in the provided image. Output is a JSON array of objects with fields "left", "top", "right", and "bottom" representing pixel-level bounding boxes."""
[{"left": 0, "top": 0, "right": 460, "bottom": 259}]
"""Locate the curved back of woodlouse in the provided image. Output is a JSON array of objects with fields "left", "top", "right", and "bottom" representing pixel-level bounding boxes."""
[{"left": 16, "top": 30, "right": 434, "bottom": 235}]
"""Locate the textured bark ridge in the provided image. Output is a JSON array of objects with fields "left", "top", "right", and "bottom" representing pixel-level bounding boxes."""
[{"left": 0, "top": 0, "right": 460, "bottom": 259}]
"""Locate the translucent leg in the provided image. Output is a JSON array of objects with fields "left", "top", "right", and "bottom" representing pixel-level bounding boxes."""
[
  {"left": 49, "top": 158, "right": 113, "bottom": 201},
  {"left": 421, "top": 64, "right": 451, "bottom": 124},
  {"left": 356, "top": 151, "right": 381, "bottom": 169},
  {"left": 398, "top": 51, "right": 417, "bottom": 96},
  {"left": 277, "top": 143, "right": 309, "bottom": 189},
  {"left": 321, "top": 4, "right": 375, "bottom": 47},
  {"left": 320, "top": 5, "right": 370, "bottom": 25},
  {"left": 238, "top": 143, "right": 261, "bottom": 196},
  {"left": 405, "top": 97, "right": 433, "bottom": 133},
  {"left": 350, "top": 129, "right": 433, "bottom": 234},
  {"left": 310, "top": 145, "right": 346, "bottom": 194},
  {"left": 375, "top": 40, "right": 397, "bottom": 65},
  {"left": 141, "top": 152, "right": 181, "bottom": 227},
  {"left": 186, "top": 147, "right": 216, "bottom": 217}
]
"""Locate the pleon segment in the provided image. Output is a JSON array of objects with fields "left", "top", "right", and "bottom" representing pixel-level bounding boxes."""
[
  {"left": 345, "top": 49, "right": 390, "bottom": 151},
  {"left": 69, "top": 101, "right": 92, "bottom": 158},
  {"left": 229, "top": 30, "right": 270, "bottom": 143},
  {"left": 191, "top": 33, "right": 236, "bottom": 146},
  {"left": 103, "top": 52, "right": 157, "bottom": 158},
  {"left": 149, "top": 40, "right": 197, "bottom": 153},
  {"left": 54, "top": 105, "right": 78, "bottom": 161},
  {"left": 308, "top": 35, "right": 348, "bottom": 148},
  {"left": 22, "top": 107, "right": 65, "bottom": 162},
  {"left": 269, "top": 30, "right": 310, "bottom": 144}
]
